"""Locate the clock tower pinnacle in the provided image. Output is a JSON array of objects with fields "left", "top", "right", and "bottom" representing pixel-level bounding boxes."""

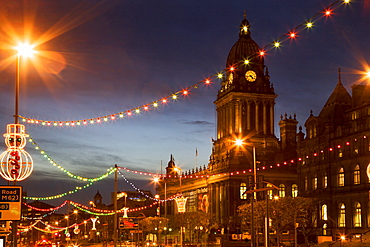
[{"left": 211, "top": 15, "right": 278, "bottom": 171}]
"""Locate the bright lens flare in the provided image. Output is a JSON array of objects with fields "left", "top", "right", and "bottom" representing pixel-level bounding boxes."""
[
  {"left": 235, "top": 139, "right": 244, "bottom": 146},
  {"left": 15, "top": 43, "right": 36, "bottom": 57},
  {"left": 367, "top": 70, "right": 370, "bottom": 78}
]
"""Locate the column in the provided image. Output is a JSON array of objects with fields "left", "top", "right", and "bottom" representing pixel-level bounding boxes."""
[
  {"left": 263, "top": 101, "right": 267, "bottom": 135},
  {"left": 270, "top": 102, "right": 275, "bottom": 135},
  {"left": 255, "top": 100, "right": 259, "bottom": 133},
  {"left": 247, "top": 101, "right": 251, "bottom": 130},
  {"left": 235, "top": 100, "right": 242, "bottom": 134}
]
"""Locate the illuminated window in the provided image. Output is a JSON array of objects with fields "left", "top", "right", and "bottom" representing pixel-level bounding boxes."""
[
  {"left": 352, "top": 111, "right": 359, "bottom": 120},
  {"left": 266, "top": 184, "right": 273, "bottom": 199},
  {"left": 240, "top": 183, "right": 247, "bottom": 199},
  {"left": 338, "top": 167, "right": 345, "bottom": 187},
  {"left": 313, "top": 175, "right": 318, "bottom": 190},
  {"left": 323, "top": 223, "right": 327, "bottom": 236},
  {"left": 279, "top": 184, "right": 285, "bottom": 197},
  {"left": 354, "top": 139, "right": 359, "bottom": 154},
  {"left": 339, "top": 203, "right": 346, "bottom": 227},
  {"left": 338, "top": 148, "right": 343, "bottom": 158},
  {"left": 323, "top": 172, "right": 328, "bottom": 188},
  {"left": 354, "top": 202, "right": 362, "bottom": 227},
  {"left": 354, "top": 165, "right": 360, "bottom": 185},
  {"left": 292, "top": 184, "right": 298, "bottom": 198},
  {"left": 321, "top": 204, "right": 328, "bottom": 220}
]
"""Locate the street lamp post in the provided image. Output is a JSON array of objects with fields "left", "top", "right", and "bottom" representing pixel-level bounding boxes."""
[
  {"left": 251, "top": 146, "right": 257, "bottom": 247},
  {"left": 10, "top": 42, "right": 36, "bottom": 247},
  {"left": 15, "top": 43, "right": 36, "bottom": 124},
  {"left": 153, "top": 177, "right": 167, "bottom": 245}
]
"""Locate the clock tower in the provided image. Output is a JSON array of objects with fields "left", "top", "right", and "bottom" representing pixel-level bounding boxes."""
[{"left": 211, "top": 15, "right": 279, "bottom": 171}]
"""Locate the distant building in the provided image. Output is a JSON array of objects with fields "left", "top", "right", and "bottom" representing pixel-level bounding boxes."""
[{"left": 297, "top": 73, "right": 370, "bottom": 238}]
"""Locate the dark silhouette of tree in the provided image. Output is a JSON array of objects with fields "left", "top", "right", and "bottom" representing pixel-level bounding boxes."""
[{"left": 238, "top": 196, "right": 318, "bottom": 246}]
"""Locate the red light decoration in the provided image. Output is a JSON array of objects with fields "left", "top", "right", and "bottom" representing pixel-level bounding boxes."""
[
  {"left": 259, "top": 50, "right": 265, "bottom": 56},
  {"left": 289, "top": 32, "right": 297, "bottom": 38},
  {"left": 324, "top": 9, "right": 332, "bottom": 16}
]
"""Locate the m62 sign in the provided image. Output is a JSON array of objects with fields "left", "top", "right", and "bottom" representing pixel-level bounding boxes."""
[{"left": 0, "top": 186, "right": 22, "bottom": 220}]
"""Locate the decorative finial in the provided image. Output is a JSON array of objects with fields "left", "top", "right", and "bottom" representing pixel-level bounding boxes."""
[
  {"left": 244, "top": 10, "right": 246, "bottom": 19},
  {"left": 338, "top": 68, "right": 341, "bottom": 83}
]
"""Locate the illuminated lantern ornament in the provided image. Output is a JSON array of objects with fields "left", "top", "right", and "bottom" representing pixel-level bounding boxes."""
[
  {"left": 175, "top": 196, "right": 188, "bottom": 213},
  {"left": 122, "top": 207, "right": 129, "bottom": 218},
  {"left": 73, "top": 225, "right": 80, "bottom": 234},
  {"left": 0, "top": 124, "right": 33, "bottom": 181}
]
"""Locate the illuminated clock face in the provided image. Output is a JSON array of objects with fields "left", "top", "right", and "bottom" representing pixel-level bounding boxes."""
[{"left": 245, "top": 70, "right": 257, "bottom": 82}]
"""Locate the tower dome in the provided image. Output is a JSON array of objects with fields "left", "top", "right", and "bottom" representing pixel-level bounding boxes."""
[{"left": 226, "top": 17, "right": 263, "bottom": 68}]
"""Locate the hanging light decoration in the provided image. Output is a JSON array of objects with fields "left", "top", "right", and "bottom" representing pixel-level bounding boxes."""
[{"left": 0, "top": 124, "right": 33, "bottom": 181}]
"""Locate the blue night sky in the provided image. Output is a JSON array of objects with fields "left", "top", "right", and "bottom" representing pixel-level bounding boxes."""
[{"left": 0, "top": 0, "right": 369, "bottom": 206}]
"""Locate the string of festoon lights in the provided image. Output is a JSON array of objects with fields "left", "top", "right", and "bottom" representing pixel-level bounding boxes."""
[
  {"left": 22, "top": 200, "right": 68, "bottom": 220},
  {"left": 23, "top": 181, "right": 95, "bottom": 201},
  {"left": 19, "top": 0, "right": 352, "bottom": 127},
  {"left": 18, "top": 218, "right": 96, "bottom": 234},
  {"left": 118, "top": 169, "right": 180, "bottom": 203},
  {"left": 121, "top": 135, "right": 370, "bottom": 178},
  {"left": 27, "top": 134, "right": 116, "bottom": 182}
]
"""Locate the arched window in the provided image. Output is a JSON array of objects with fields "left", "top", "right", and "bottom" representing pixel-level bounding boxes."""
[
  {"left": 339, "top": 203, "right": 346, "bottom": 227},
  {"left": 354, "top": 202, "right": 362, "bottom": 227},
  {"left": 354, "top": 165, "right": 360, "bottom": 185},
  {"left": 338, "top": 167, "right": 345, "bottom": 187},
  {"left": 321, "top": 204, "right": 328, "bottom": 220},
  {"left": 279, "top": 184, "right": 285, "bottom": 198},
  {"left": 240, "top": 183, "right": 247, "bottom": 199},
  {"left": 292, "top": 184, "right": 298, "bottom": 198}
]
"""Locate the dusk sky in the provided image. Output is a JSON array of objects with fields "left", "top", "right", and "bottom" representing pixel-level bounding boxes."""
[{"left": 0, "top": 0, "right": 369, "bottom": 206}]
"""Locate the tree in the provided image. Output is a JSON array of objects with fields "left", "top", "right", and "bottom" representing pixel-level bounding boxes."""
[
  {"left": 238, "top": 196, "right": 318, "bottom": 246},
  {"left": 139, "top": 216, "right": 168, "bottom": 243},
  {"left": 172, "top": 211, "right": 214, "bottom": 244}
]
